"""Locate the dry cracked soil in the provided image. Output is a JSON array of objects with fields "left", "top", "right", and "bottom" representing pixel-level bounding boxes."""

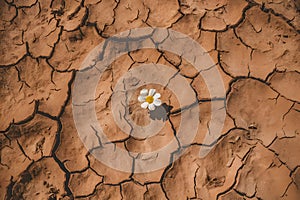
[{"left": 0, "top": 0, "right": 300, "bottom": 199}]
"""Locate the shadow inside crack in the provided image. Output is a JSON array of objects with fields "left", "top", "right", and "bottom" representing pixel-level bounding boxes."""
[{"left": 149, "top": 103, "right": 173, "bottom": 122}]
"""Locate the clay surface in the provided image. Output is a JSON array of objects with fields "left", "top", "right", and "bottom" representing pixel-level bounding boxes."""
[{"left": 1, "top": 0, "right": 299, "bottom": 199}]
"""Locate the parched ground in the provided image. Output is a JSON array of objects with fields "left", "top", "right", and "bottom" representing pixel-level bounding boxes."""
[{"left": 0, "top": 0, "right": 300, "bottom": 199}]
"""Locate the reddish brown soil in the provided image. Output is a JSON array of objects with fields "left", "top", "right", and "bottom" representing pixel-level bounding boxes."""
[{"left": 0, "top": 0, "right": 299, "bottom": 199}]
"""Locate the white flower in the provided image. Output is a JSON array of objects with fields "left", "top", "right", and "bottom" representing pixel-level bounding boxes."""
[{"left": 138, "top": 88, "right": 162, "bottom": 111}]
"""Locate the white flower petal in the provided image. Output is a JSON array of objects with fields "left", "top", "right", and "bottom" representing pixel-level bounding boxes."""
[
  {"left": 148, "top": 103, "right": 155, "bottom": 111},
  {"left": 140, "top": 89, "right": 148, "bottom": 96},
  {"left": 153, "top": 99, "right": 162, "bottom": 106},
  {"left": 153, "top": 93, "right": 161, "bottom": 99},
  {"left": 149, "top": 88, "right": 156, "bottom": 96},
  {"left": 141, "top": 102, "right": 149, "bottom": 109},
  {"left": 138, "top": 95, "right": 146, "bottom": 102}
]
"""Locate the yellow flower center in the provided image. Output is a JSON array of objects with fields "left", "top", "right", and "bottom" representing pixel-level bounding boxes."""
[{"left": 145, "top": 95, "right": 154, "bottom": 104}]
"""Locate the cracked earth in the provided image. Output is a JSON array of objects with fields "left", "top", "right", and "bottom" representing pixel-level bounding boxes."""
[{"left": 0, "top": 0, "right": 300, "bottom": 199}]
